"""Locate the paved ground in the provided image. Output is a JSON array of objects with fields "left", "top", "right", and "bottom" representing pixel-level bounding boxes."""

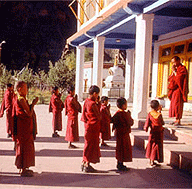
[{"left": 0, "top": 104, "right": 192, "bottom": 189}]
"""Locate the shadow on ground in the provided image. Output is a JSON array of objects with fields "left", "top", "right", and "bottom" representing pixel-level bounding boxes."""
[{"left": 1, "top": 167, "right": 192, "bottom": 188}]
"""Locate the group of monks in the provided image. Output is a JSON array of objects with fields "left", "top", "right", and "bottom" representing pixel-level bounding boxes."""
[{"left": 0, "top": 55, "right": 189, "bottom": 175}]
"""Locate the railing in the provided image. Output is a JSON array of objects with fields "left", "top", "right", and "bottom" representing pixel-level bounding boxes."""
[{"left": 69, "top": 0, "right": 115, "bottom": 26}]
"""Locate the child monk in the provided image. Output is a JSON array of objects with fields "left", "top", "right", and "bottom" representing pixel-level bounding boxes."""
[
  {"left": 100, "top": 96, "right": 111, "bottom": 146},
  {"left": 0, "top": 84, "right": 14, "bottom": 138},
  {"left": 144, "top": 100, "right": 164, "bottom": 166},
  {"left": 49, "top": 87, "right": 64, "bottom": 137},
  {"left": 111, "top": 97, "right": 134, "bottom": 171},
  {"left": 65, "top": 85, "right": 81, "bottom": 148},
  {"left": 81, "top": 85, "right": 101, "bottom": 172},
  {"left": 12, "top": 81, "right": 38, "bottom": 177}
]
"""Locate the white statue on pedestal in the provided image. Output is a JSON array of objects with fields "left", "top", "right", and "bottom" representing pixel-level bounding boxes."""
[{"left": 102, "top": 55, "right": 125, "bottom": 97}]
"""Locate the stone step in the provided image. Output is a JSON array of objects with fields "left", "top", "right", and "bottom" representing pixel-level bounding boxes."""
[
  {"left": 130, "top": 128, "right": 192, "bottom": 174},
  {"left": 135, "top": 120, "right": 192, "bottom": 146}
]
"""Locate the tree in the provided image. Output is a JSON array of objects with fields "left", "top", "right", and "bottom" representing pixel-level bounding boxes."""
[
  {"left": 13, "top": 64, "right": 35, "bottom": 89},
  {"left": 35, "top": 70, "right": 48, "bottom": 91},
  {"left": 0, "top": 64, "right": 14, "bottom": 90},
  {"left": 48, "top": 59, "right": 75, "bottom": 93},
  {"left": 64, "top": 49, "right": 76, "bottom": 70}
]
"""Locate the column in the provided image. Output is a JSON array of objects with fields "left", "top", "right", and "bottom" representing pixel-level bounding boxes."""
[
  {"left": 151, "top": 42, "right": 159, "bottom": 99},
  {"left": 132, "top": 14, "right": 154, "bottom": 120},
  {"left": 92, "top": 36, "right": 105, "bottom": 91},
  {"left": 75, "top": 45, "right": 85, "bottom": 102},
  {"left": 125, "top": 49, "right": 135, "bottom": 102}
]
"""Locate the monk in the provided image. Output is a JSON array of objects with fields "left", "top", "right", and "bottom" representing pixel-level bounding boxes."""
[
  {"left": 49, "top": 87, "right": 64, "bottom": 137},
  {"left": 81, "top": 85, "right": 101, "bottom": 172},
  {"left": 100, "top": 96, "right": 111, "bottom": 146},
  {"left": 168, "top": 56, "right": 188, "bottom": 125},
  {"left": 65, "top": 85, "right": 81, "bottom": 148},
  {"left": 111, "top": 97, "right": 134, "bottom": 171},
  {"left": 12, "top": 81, "right": 38, "bottom": 177},
  {"left": 144, "top": 100, "right": 164, "bottom": 166},
  {"left": 0, "top": 84, "right": 14, "bottom": 138}
]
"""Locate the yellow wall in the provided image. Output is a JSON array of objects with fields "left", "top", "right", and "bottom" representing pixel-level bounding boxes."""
[{"left": 157, "top": 39, "right": 192, "bottom": 100}]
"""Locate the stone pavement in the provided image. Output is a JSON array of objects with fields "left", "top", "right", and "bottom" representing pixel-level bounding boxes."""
[{"left": 0, "top": 104, "right": 192, "bottom": 189}]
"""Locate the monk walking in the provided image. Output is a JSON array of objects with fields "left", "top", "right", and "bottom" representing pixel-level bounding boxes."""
[
  {"left": 65, "top": 85, "right": 81, "bottom": 148},
  {"left": 81, "top": 85, "right": 101, "bottom": 172},
  {"left": 12, "top": 81, "right": 38, "bottom": 177},
  {"left": 49, "top": 87, "right": 64, "bottom": 137},
  {"left": 168, "top": 56, "right": 188, "bottom": 126},
  {"left": 0, "top": 84, "right": 14, "bottom": 138}
]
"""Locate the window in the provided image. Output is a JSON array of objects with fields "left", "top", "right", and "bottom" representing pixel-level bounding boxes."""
[
  {"left": 174, "top": 44, "right": 185, "bottom": 54},
  {"left": 162, "top": 47, "right": 171, "bottom": 56},
  {"left": 188, "top": 42, "right": 192, "bottom": 52}
]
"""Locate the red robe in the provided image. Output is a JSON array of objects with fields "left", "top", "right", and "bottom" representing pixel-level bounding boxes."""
[
  {"left": 144, "top": 111, "right": 164, "bottom": 162},
  {"left": 168, "top": 64, "right": 188, "bottom": 119},
  {"left": 64, "top": 94, "right": 81, "bottom": 142},
  {"left": 81, "top": 98, "right": 101, "bottom": 163},
  {"left": 111, "top": 110, "right": 133, "bottom": 162},
  {"left": 12, "top": 95, "right": 35, "bottom": 169},
  {"left": 49, "top": 93, "right": 64, "bottom": 131},
  {"left": 0, "top": 89, "right": 14, "bottom": 135},
  {"left": 100, "top": 104, "right": 111, "bottom": 140}
]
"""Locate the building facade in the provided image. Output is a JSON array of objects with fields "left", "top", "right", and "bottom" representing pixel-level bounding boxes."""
[{"left": 67, "top": 0, "right": 192, "bottom": 120}]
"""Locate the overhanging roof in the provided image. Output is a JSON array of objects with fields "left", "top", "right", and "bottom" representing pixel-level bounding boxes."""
[{"left": 67, "top": 0, "right": 192, "bottom": 50}]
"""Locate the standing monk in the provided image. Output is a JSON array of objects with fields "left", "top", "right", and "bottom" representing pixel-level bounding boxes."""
[
  {"left": 0, "top": 84, "right": 14, "bottom": 138},
  {"left": 12, "top": 81, "right": 38, "bottom": 177},
  {"left": 168, "top": 56, "right": 188, "bottom": 126},
  {"left": 81, "top": 85, "right": 101, "bottom": 172},
  {"left": 65, "top": 85, "right": 81, "bottom": 148},
  {"left": 49, "top": 87, "right": 64, "bottom": 137}
]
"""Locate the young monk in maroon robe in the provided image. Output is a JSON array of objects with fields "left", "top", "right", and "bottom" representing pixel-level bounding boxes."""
[
  {"left": 81, "top": 85, "right": 101, "bottom": 172},
  {"left": 65, "top": 85, "right": 81, "bottom": 148},
  {"left": 111, "top": 97, "right": 134, "bottom": 171},
  {"left": 0, "top": 84, "right": 14, "bottom": 138},
  {"left": 12, "top": 81, "right": 38, "bottom": 177},
  {"left": 144, "top": 100, "right": 164, "bottom": 166},
  {"left": 100, "top": 96, "right": 111, "bottom": 146},
  {"left": 168, "top": 56, "right": 188, "bottom": 126},
  {"left": 49, "top": 87, "right": 64, "bottom": 137}
]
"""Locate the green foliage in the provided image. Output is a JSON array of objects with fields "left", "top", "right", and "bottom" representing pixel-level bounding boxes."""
[
  {"left": 0, "top": 64, "right": 14, "bottom": 89},
  {"left": 85, "top": 48, "right": 93, "bottom": 62},
  {"left": 35, "top": 70, "right": 48, "bottom": 91},
  {"left": 48, "top": 59, "right": 75, "bottom": 93},
  {"left": 13, "top": 64, "right": 35, "bottom": 89},
  {"left": 64, "top": 50, "right": 76, "bottom": 70}
]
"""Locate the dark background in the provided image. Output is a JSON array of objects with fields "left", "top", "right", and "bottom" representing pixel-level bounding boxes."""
[{"left": 0, "top": 1, "right": 77, "bottom": 72}]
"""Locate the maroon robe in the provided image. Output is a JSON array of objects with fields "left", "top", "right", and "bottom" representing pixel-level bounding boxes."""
[
  {"left": 111, "top": 110, "right": 133, "bottom": 162},
  {"left": 168, "top": 64, "right": 188, "bottom": 119},
  {"left": 65, "top": 94, "right": 81, "bottom": 142},
  {"left": 144, "top": 111, "right": 164, "bottom": 162},
  {"left": 12, "top": 95, "right": 35, "bottom": 169},
  {"left": 0, "top": 89, "right": 14, "bottom": 135},
  {"left": 81, "top": 98, "right": 101, "bottom": 163},
  {"left": 100, "top": 104, "right": 111, "bottom": 140},
  {"left": 49, "top": 93, "right": 64, "bottom": 131}
]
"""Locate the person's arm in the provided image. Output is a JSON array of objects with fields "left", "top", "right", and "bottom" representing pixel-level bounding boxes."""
[
  {"left": 92, "top": 103, "right": 101, "bottom": 120},
  {"left": 144, "top": 114, "right": 151, "bottom": 132},
  {"left": 19, "top": 97, "right": 38, "bottom": 117}
]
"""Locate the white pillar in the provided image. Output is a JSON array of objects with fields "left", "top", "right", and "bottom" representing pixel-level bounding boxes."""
[
  {"left": 92, "top": 36, "right": 105, "bottom": 91},
  {"left": 151, "top": 42, "right": 159, "bottom": 99},
  {"left": 132, "top": 14, "right": 154, "bottom": 120},
  {"left": 75, "top": 46, "right": 85, "bottom": 102},
  {"left": 125, "top": 49, "right": 135, "bottom": 102}
]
